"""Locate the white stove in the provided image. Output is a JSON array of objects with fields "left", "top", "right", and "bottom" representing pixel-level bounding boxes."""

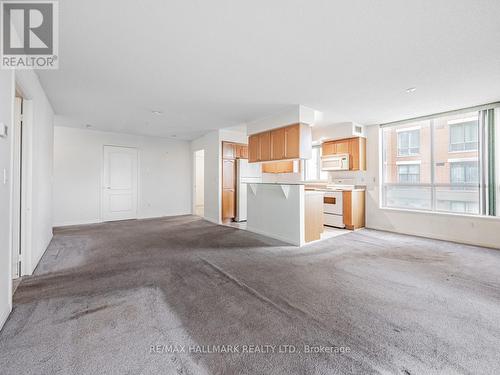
[{"left": 323, "top": 179, "right": 356, "bottom": 228}]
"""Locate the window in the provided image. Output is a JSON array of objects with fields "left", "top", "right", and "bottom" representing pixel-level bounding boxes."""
[
  {"left": 436, "top": 200, "right": 479, "bottom": 214},
  {"left": 397, "top": 129, "right": 420, "bottom": 156},
  {"left": 304, "top": 145, "right": 328, "bottom": 181},
  {"left": 381, "top": 109, "right": 494, "bottom": 215},
  {"left": 398, "top": 164, "right": 420, "bottom": 183},
  {"left": 450, "top": 161, "right": 479, "bottom": 185},
  {"left": 449, "top": 119, "right": 478, "bottom": 152}
]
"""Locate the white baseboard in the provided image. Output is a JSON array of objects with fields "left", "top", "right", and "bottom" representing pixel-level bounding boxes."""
[
  {"left": 246, "top": 226, "right": 299, "bottom": 246},
  {"left": 53, "top": 218, "right": 101, "bottom": 228},
  {"left": 203, "top": 216, "right": 221, "bottom": 225},
  {"left": 0, "top": 303, "right": 11, "bottom": 333},
  {"left": 365, "top": 224, "right": 500, "bottom": 250}
]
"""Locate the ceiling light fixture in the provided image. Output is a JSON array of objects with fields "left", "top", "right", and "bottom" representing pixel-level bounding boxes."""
[
  {"left": 405, "top": 87, "right": 417, "bottom": 93},
  {"left": 152, "top": 110, "right": 163, "bottom": 115}
]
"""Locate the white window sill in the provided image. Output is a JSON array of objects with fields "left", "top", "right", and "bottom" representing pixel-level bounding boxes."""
[{"left": 379, "top": 206, "right": 500, "bottom": 221}]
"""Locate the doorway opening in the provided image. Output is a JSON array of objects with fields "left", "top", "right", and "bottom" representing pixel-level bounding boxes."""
[
  {"left": 194, "top": 149, "right": 204, "bottom": 217},
  {"left": 11, "top": 92, "right": 23, "bottom": 289}
]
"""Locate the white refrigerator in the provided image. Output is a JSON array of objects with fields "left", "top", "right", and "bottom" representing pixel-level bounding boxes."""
[{"left": 235, "top": 159, "right": 261, "bottom": 222}]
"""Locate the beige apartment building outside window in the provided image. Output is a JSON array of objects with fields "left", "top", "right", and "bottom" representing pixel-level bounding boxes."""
[{"left": 382, "top": 111, "right": 481, "bottom": 214}]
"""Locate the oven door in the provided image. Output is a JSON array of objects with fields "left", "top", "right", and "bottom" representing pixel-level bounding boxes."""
[{"left": 323, "top": 192, "right": 343, "bottom": 215}]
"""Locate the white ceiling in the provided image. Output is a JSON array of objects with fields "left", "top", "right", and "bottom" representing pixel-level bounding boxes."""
[{"left": 38, "top": 0, "right": 500, "bottom": 140}]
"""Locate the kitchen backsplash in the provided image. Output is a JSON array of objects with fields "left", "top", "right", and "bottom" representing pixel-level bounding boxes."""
[{"left": 327, "top": 170, "right": 367, "bottom": 185}]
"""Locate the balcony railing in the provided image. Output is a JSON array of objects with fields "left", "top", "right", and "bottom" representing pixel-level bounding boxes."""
[{"left": 382, "top": 183, "right": 480, "bottom": 214}]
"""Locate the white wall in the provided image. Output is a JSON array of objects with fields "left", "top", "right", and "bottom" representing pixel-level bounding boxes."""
[
  {"left": 0, "top": 68, "right": 54, "bottom": 331},
  {"left": 0, "top": 70, "right": 15, "bottom": 331},
  {"left": 194, "top": 150, "right": 204, "bottom": 207},
  {"left": 53, "top": 126, "right": 192, "bottom": 226},
  {"left": 312, "top": 122, "right": 365, "bottom": 142},
  {"left": 16, "top": 71, "right": 55, "bottom": 274},
  {"left": 246, "top": 105, "right": 317, "bottom": 135},
  {"left": 191, "top": 130, "right": 220, "bottom": 223},
  {"left": 191, "top": 128, "right": 248, "bottom": 224},
  {"left": 364, "top": 124, "right": 500, "bottom": 249},
  {"left": 247, "top": 184, "right": 305, "bottom": 246}
]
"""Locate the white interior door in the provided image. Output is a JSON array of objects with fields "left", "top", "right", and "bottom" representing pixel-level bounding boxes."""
[
  {"left": 102, "top": 146, "right": 138, "bottom": 222},
  {"left": 11, "top": 97, "right": 22, "bottom": 279}
]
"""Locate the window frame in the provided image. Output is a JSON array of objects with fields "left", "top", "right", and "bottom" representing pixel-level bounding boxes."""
[
  {"left": 397, "top": 164, "right": 420, "bottom": 184},
  {"left": 397, "top": 128, "right": 420, "bottom": 157},
  {"left": 381, "top": 113, "right": 483, "bottom": 216},
  {"left": 448, "top": 120, "right": 479, "bottom": 153},
  {"left": 304, "top": 145, "right": 328, "bottom": 182}
]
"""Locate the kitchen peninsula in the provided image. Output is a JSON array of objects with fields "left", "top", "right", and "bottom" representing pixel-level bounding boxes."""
[{"left": 245, "top": 182, "right": 323, "bottom": 246}]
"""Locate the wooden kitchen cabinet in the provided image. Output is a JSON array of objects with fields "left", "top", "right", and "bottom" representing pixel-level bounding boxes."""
[
  {"left": 335, "top": 140, "right": 349, "bottom": 154},
  {"left": 222, "top": 159, "right": 236, "bottom": 222},
  {"left": 321, "top": 137, "right": 366, "bottom": 171},
  {"left": 222, "top": 190, "right": 235, "bottom": 222},
  {"left": 222, "top": 142, "right": 235, "bottom": 159},
  {"left": 348, "top": 137, "right": 366, "bottom": 171},
  {"left": 221, "top": 141, "right": 248, "bottom": 222},
  {"left": 305, "top": 192, "right": 324, "bottom": 242},
  {"left": 322, "top": 142, "right": 336, "bottom": 156},
  {"left": 248, "top": 123, "right": 311, "bottom": 163},
  {"left": 262, "top": 160, "right": 298, "bottom": 174},
  {"left": 259, "top": 132, "right": 271, "bottom": 161},
  {"left": 237, "top": 145, "right": 248, "bottom": 159},
  {"left": 248, "top": 134, "right": 259, "bottom": 162},
  {"left": 284, "top": 124, "right": 301, "bottom": 159},
  {"left": 271, "top": 127, "right": 286, "bottom": 160},
  {"left": 342, "top": 190, "right": 365, "bottom": 230}
]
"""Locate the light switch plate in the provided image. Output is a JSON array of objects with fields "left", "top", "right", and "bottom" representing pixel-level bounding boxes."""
[{"left": 0, "top": 123, "right": 7, "bottom": 138}]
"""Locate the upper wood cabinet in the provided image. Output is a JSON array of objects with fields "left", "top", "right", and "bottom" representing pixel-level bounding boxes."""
[
  {"left": 223, "top": 142, "right": 248, "bottom": 160},
  {"left": 335, "top": 140, "right": 349, "bottom": 154},
  {"left": 248, "top": 123, "right": 312, "bottom": 163},
  {"left": 262, "top": 160, "right": 300, "bottom": 174},
  {"left": 236, "top": 144, "right": 248, "bottom": 159},
  {"left": 270, "top": 128, "right": 286, "bottom": 160},
  {"left": 349, "top": 137, "right": 366, "bottom": 171},
  {"left": 259, "top": 132, "right": 271, "bottom": 161},
  {"left": 322, "top": 142, "right": 336, "bottom": 155},
  {"left": 222, "top": 142, "right": 235, "bottom": 159},
  {"left": 285, "top": 124, "right": 301, "bottom": 159},
  {"left": 322, "top": 137, "right": 366, "bottom": 171},
  {"left": 248, "top": 135, "right": 259, "bottom": 162}
]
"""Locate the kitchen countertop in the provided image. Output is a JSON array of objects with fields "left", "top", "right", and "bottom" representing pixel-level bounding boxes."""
[
  {"left": 306, "top": 188, "right": 366, "bottom": 192},
  {"left": 242, "top": 182, "right": 306, "bottom": 185}
]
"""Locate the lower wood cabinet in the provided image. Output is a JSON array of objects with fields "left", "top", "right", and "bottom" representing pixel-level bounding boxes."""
[
  {"left": 342, "top": 190, "right": 365, "bottom": 230},
  {"left": 222, "top": 190, "right": 235, "bottom": 222},
  {"left": 305, "top": 193, "right": 324, "bottom": 242}
]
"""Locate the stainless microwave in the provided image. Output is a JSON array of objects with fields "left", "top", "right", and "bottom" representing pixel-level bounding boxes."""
[{"left": 321, "top": 154, "right": 350, "bottom": 171}]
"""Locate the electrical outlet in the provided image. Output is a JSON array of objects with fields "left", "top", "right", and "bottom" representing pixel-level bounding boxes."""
[{"left": 0, "top": 123, "right": 7, "bottom": 138}]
